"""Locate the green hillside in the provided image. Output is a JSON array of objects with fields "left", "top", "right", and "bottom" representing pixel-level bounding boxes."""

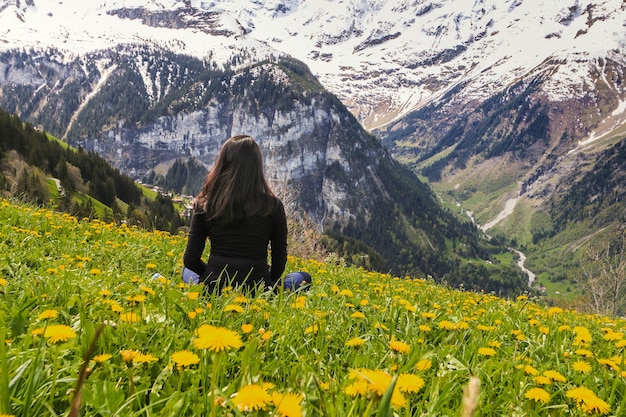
[
  {"left": 0, "top": 108, "right": 182, "bottom": 233},
  {"left": 1, "top": 199, "right": 626, "bottom": 416}
]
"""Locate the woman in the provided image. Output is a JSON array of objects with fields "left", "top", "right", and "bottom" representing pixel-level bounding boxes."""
[{"left": 183, "top": 135, "right": 287, "bottom": 293}]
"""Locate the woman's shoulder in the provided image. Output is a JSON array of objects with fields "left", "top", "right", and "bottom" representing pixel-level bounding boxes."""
[{"left": 268, "top": 195, "right": 284, "bottom": 209}]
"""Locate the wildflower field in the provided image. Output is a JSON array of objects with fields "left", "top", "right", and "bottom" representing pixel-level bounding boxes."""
[{"left": 1, "top": 199, "right": 626, "bottom": 416}]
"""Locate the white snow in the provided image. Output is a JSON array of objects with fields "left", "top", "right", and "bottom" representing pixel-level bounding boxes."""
[{"left": 1, "top": 0, "right": 624, "bottom": 128}]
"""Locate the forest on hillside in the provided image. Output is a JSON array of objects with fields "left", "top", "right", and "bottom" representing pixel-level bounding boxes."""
[{"left": 0, "top": 108, "right": 182, "bottom": 233}]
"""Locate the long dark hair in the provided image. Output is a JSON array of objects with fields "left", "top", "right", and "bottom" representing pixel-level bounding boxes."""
[{"left": 194, "top": 135, "right": 278, "bottom": 224}]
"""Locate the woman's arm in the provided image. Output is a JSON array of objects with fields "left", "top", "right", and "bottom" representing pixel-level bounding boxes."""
[
  {"left": 183, "top": 212, "right": 208, "bottom": 276},
  {"left": 269, "top": 200, "right": 288, "bottom": 283}
]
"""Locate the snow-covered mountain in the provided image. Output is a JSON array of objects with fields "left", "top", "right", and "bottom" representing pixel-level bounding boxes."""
[{"left": 2, "top": 0, "right": 624, "bottom": 130}]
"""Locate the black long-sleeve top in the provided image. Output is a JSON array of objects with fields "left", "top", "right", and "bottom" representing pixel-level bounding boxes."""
[{"left": 183, "top": 198, "right": 288, "bottom": 285}]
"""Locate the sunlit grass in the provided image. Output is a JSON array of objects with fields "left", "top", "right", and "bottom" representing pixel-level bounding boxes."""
[{"left": 1, "top": 198, "right": 625, "bottom": 416}]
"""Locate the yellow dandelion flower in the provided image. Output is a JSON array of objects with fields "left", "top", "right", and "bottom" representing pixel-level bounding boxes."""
[
  {"left": 110, "top": 302, "right": 123, "bottom": 313},
  {"left": 346, "top": 337, "right": 365, "bottom": 347},
  {"left": 193, "top": 324, "right": 243, "bottom": 352},
  {"left": 566, "top": 386, "right": 596, "bottom": 403},
  {"left": 572, "top": 361, "right": 592, "bottom": 373},
  {"left": 396, "top": 373, "right": 425, "bottom": 393},
  {"left": 615, "top": 340, "right": 626, "bottom": 348},
  {"left": 573, "top": 327, "right": 593, "bottom": 345},
  {"left": 120, "top": 312, "right": 141, "bottom": 323},
  {"left": 187, "top": 311, "right": 197, "bottom": 319},
  {"left": 187, "top": 292, "right": 200, "bottom": 300},
  {"left": 580, "top": 396, "right": 611, "bottom": 414},
  {"left": 534, "top": 375, "right": 552, "bottom": 385},
  {"left": 93, "top": 353, "right": 112, "bottom": 363},
  {"left": 438, "top": 320, "right": 456, "bottom": 330},
  {"left": 304, "top": 324, "right": 319, "bottom": 334},
  {"left": 224, "top": 304, "right": 244, "bottom": 313},
  {"left": 389, "top": 340, "right": 411, "bottom": 354},
  {"left": 171, "top": 350, "right": 200, "bottom": 368},
  {"left": 418, "top": 324, "right": 431, "bottom": 332},
  {"left": 120, "top": 349, "right": 140, "bottom": 363},
  {"left": 241, "top": 324, "right": 254, "bottom": 334},
  {"left": 524, "top": 365, "right": 539, "bottom": 376},
  {"left": 89, "top": 268, "right": 101, "bottom": 275},
  {"left": 0, "top": 278, "right": 8, "bottom": 286},
  {"left": 339, "top": 289, "right": 353, "bottom": 297},
  {"left": 456, "top": 321, "right": 469, "bottom": 330},
  {"left": 139, "top": 285, "right": 155, "bottom": 295},
  {"left": 31, "top": 327, "right": 45, "bottom": 336},
  {"left": 145, "top": 263, "right": 157, "bottom": 269},
  {"left": 231, "top": 384, "right": 272, "bottom": 412},
  {"left": 525, "top": 387, "right": 550, "bottom": 403},
  {"left": 350, "top": 311, "right": 366, "bottom": 319},
  {"left": 415, "top": 359, "right": 432, "bottom": 371},
  {"left": 42, "top": 324, "right": 76, "bottom": 343},
  {"left": 547, "top": 307, "right": 563, "bottom": 316},
  {"left": 128, "top": 294, "right": 147, "bottom": 303},
  {"left": 374, "top": 322, "right": 388, "bottom": 330},
  {"left": 99, "top": 289, "right": 112, "bottom": 297},
  {"left": 488, "top": 341, "right": 501, "bottom": 348},
  {"left": 603, "top": 332, "right": 623, "bottom": 341},
  {"left": 575, "top": 349, "right": 594, "bottom": 358},
  {"left": 272, "top": 392, "right": 304, "bottom": 417},
  {"left": 403, "top": 304, "right": 417, "bottom": 312},
  {"left": 37, "top": 309, "right": 59, "bottom": 320},
  {"left": 598, "top": 359, "right": 619, "bottom": 371},
  {"left": 421, "top": 312, "right": 436, "bottom": 319},
  {"left": 157, "top": 276, "right": 171, "bottom": 285},
  {"left": 133, "top": 353, "right": 158, "bottom": 364},
  {"left": 259, "top": 381, "right": 275, "bottom": 391},
  {"left": 346, "top": 368, "right": 407, "bottom": 408},
  {"left": 345, "top": 380, "right": 369, "bottom": 396},
  {"left": 234, "top": 295, "right": 249, "bottom": 304},
  {"left": 543, "top": 370, "right": 566, "bottom": 382},
  {"left": 477, "top": 347, "right": 496, "bottom": 357}
]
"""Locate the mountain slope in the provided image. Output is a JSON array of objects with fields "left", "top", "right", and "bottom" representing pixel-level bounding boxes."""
[{"left": 0, "top": 46, "right": 527, "bottom": 291}]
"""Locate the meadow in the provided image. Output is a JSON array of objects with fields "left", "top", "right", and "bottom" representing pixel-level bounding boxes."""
[{"left": 1, "top": 198, "right": 625, "bottom": 416}]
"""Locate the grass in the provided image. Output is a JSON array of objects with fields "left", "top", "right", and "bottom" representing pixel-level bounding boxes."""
[{"left": 1, "top": 199, "right": 626, "bottom": 416}]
